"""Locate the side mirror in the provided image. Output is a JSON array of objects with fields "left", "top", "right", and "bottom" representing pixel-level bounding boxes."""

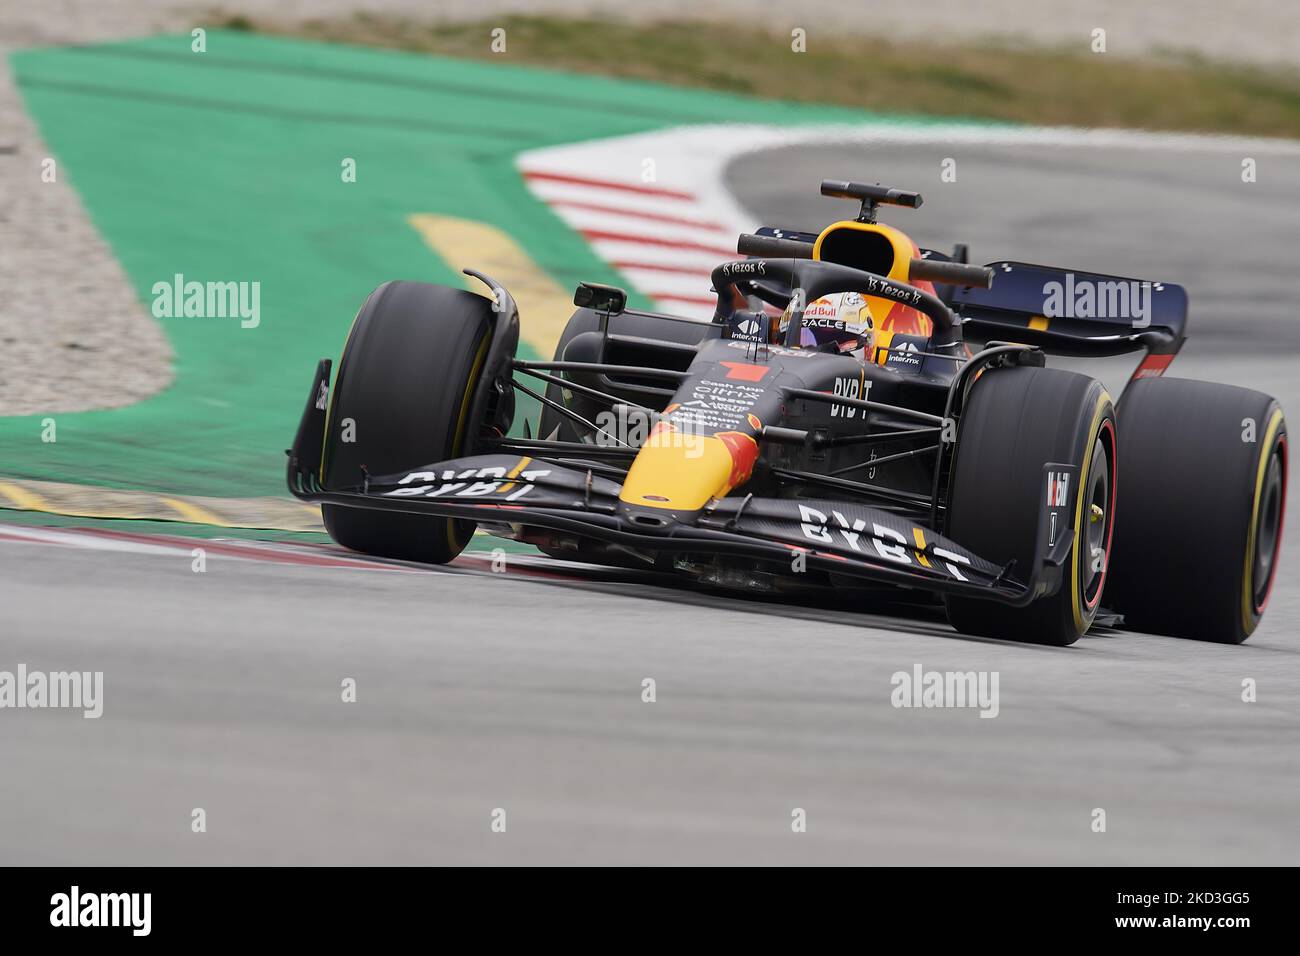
[{"left": 574, "top": 282, "right": 627, "bottom": 315}]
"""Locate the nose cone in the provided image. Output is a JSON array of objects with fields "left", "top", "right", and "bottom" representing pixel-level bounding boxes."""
[{"left": 619, "top": 422, "right": 759, "bottom": 513}]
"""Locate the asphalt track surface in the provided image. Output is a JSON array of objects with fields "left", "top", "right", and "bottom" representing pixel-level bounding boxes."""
[{"left": 4, "top": 140, "right": 1300, "bottom": 866}]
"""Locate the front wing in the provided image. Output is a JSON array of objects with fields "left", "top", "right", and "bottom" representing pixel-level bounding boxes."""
[{"left": 287, "top": 361, "right": 1075, "bottom": 606}]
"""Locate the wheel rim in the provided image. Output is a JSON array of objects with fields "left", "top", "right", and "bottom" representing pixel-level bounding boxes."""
[
  {"left": 1082, "top": 430, "right": 1113, "bottom": 608},
  {"left": 1252, "top": 443, "right": 1285, "bottom": 609}
]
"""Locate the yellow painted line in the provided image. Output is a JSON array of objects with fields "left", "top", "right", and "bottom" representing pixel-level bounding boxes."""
[
  {"left": 0, "top": 480, "right": 50, "bottom": 511},
  {"left": 159, "top": 496, "right": 229, "bottom": 527},
  {"left": 407, "top": 213, "right": 573, "bottom": 361},
  {"left": 0, "top": 477, "right": 325, "bottom": 532}
]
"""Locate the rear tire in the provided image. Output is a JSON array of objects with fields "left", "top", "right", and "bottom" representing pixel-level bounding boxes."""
[
  {"left": 1105, "top": 377, "right": 1287, "bottom": 643},
  {"left": 322, "top": 281, "right": 493, "bottom": 564},
  {"left": 944, "top": 366, "right": 1117, "bottom": 646}
]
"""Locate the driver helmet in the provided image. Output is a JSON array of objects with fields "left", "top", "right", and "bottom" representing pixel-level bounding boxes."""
[{"left": 779, "top": 291, "right": 876, "bottom": 355}]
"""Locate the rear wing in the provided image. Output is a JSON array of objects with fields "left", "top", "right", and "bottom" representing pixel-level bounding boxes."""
[
  {"left": 740, "top": 227, "right": 1188, "bottom": 380},
  {"left": 951, "top": 261, "right": 1187, "bottom": 369}
]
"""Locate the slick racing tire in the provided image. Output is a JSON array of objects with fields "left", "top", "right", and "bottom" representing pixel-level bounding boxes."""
[
  {"left": 322, "top": 281, "right": 492, "bottom": 564},
  {"left": 944, "top": 366, "right": 1117, "bottom": 647},
  {"left": 1105, "top": 377, "right": 1287, "bottom": 644}
]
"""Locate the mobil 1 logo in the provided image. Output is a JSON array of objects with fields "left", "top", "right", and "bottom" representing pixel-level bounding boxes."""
[{"left": 1039, "top": 462, "right": 1079, "bottom": 558}]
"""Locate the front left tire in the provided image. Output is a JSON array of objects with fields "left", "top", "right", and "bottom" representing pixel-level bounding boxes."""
[
  {"left": 943, "top": 365, "right": 1117, "bottom": 646},
  {"left": 321, "top": 280, "right": 493, "bottom": 564}
]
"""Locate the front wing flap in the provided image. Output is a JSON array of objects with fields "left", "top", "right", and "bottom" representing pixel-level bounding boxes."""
[
  {"left": 376, "top": 454, "right": 623, "bottom": 512},
  {"left": 292, "top": 442, "right": 1078, "bottom": 605},
  {"left": 698, "top": 495, "right": 1006, "bottom": 588}
]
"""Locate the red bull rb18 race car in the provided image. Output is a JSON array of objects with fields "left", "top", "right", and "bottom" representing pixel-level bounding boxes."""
[{"left": 287, "top": 179, "right": 1287, "bottom": 647}]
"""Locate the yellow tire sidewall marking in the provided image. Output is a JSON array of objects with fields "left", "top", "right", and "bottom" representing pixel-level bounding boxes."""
[
  {"left": 1241, "top": 408, "right": 1285, "bottom": 635},
  {"left": 1071, "top": 391, "right": 1112, "bottom": 633},
  {"left": 445, "top": 333, "right": 492, "bottom": 552}
]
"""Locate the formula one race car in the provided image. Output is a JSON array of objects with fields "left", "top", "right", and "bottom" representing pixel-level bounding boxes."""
[{"left": 288, "top": 178, "right": 1287, "bottom": 646}]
